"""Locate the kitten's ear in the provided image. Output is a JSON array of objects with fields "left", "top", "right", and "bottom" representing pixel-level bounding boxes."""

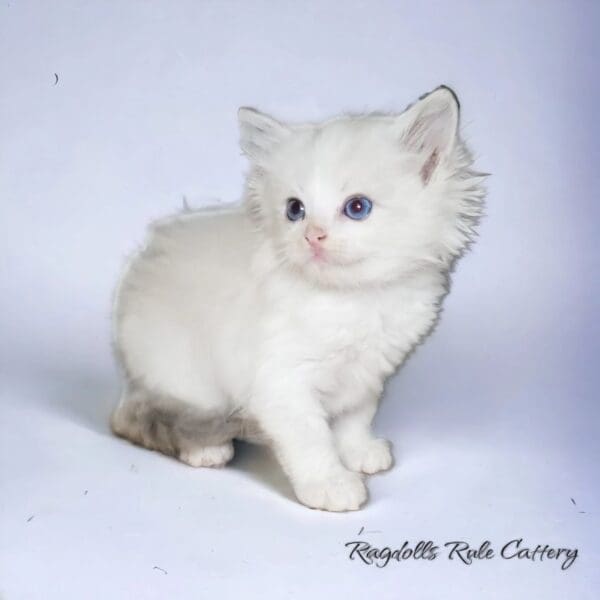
[
  {"left": 398, "top": 86, "right": 460, "bottom": 185},
  {"left": 238, "top": 107, "right": 290, "bottom": 164}
]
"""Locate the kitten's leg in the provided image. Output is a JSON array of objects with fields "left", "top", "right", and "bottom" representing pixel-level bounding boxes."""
[
  {"left": 333, "top": 400, "right": 393, "bottom": 475},
  {"left": 254, "top": 385, "right": 367, "bottom": 512},
  {"left": 177, "top": 443, "right": 234, "bottom": 468},
  {"left": 111, "top": 384, "right": 237, "bottom": 468}
]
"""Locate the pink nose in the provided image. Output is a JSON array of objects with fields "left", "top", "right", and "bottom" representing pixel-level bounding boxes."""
[{"left": 304, "top": 225, "right": 327, "bottom": 246}]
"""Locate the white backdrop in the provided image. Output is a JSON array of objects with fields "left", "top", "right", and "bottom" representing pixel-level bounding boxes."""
[{"left": 1, "top": 2, "right": 598, "bottom": 599}]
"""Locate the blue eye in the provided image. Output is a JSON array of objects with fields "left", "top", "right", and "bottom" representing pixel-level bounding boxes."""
[
  {"left": 286, "top": 197, "right": 305, "bottom": 221},
  {"left": 343, "top": 195, "right": 372, "bottom": 220}
]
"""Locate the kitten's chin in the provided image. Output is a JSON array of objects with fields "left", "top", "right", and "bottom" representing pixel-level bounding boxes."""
[
  {"left": 293, "top": 256, "right": 378, "bottom": 289},
  {"left": 292, "top": 254, "right": 430, "bottom": 289},
  {"left": 283, "top": 248, "right": 416, "bottom": 289}
]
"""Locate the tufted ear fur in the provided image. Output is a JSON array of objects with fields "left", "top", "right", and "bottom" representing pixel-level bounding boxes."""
[
  {"left": 398, "top": 86, "right": 460, "bottom": 185},
  {"left": 238, "top": 107, "right": 290, "bottom": 165}
]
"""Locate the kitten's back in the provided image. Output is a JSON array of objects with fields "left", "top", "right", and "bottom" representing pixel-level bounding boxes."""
[{"left": 114, "top": 207, "right": 257, "bottom": 400}]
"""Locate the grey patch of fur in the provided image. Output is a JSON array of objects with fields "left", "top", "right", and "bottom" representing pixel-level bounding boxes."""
[{"left": 110, "top": 383, "right": 242, "bottom": 463}]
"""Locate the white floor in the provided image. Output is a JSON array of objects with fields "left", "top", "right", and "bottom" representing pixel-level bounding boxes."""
[
  {"left": 2, "top": 339, "right": 598, "bottom": 599},
  {"left": 1, "top": 2, "right": 598, "bottom": 598}
]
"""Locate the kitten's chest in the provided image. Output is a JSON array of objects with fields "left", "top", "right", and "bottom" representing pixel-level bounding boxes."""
[{"left": 300, "top": 291, "right": 434, "bottom": 405}]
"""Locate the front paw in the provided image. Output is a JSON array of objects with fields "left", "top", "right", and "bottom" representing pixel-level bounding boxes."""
[
  {"left": 341, "top": 438, "right": 393, "bottom": 474},
  {"left": 293, "top": 470, "right": 368, "bottom": 512}
]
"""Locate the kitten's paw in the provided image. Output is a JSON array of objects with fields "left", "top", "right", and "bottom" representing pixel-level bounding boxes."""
[
  {"left": 342, "top": 438, "right": 393, "bottom": 474},
  {"left": 179, "top": 442, "right": 234, "bottom": 468},
  {"left": 294, "top": 471, "right": 368, "bottom": 512}
]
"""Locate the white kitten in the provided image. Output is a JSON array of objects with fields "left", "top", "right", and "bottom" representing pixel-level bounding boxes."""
[{"left": 111, "top": 86, "right": 486, "bottom": 511}]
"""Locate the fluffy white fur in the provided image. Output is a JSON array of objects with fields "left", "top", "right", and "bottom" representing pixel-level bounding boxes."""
[{"left": 111, "top": 86, "right": 486, "bottom": 511}]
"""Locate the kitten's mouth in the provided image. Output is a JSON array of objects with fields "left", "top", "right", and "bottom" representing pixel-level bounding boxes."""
[
  {"left": 309, "top": 249, "right": 328, "bottom": 263},
  {"left": 305, "top": 251, "right": 363, "bottom": 268}
]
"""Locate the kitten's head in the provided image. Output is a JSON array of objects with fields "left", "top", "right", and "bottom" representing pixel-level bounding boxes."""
[{"left": 239, "top": 86, "right": 486, "bottom": 289}]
